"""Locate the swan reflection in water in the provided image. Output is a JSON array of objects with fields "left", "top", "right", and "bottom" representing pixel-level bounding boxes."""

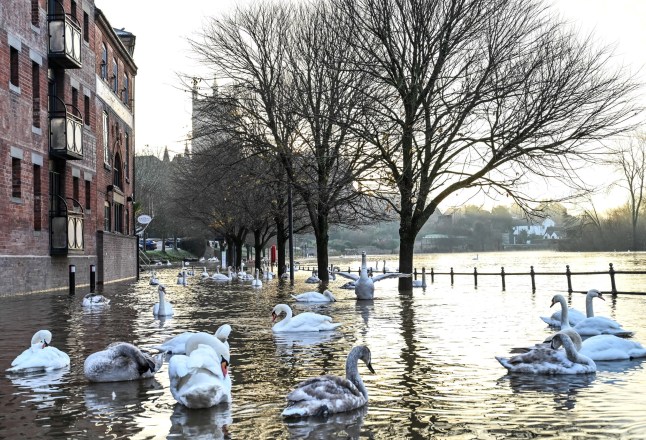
[
  {"left": 355, "top": 300, "right": 374, "bottom": 327},
  {"left": 7, "top": 367, "right": 70, "bottom": 410},
  {"left": 285, "top": 405, "right": 367, "bottom": 439},
  {"left": 84, "top": 378, "right": 163, "bottom": 418},
  {"left": 273, "top": 331, "right": 341, "bottom": 356},
  {"left": 168, "top": 402, "right": 232, "bottom": 440}
]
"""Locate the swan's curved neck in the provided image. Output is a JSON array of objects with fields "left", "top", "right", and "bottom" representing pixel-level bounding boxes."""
[
  {"left": 585, "top": 293, "right": 595, "bottom": 318},
  {"left": 158, "top": 289, "right": 166, "bottom": 314},
  {"left": 279, "top": 305, "right": 293, "bottom": 321},
  {"left": 346, "top": 349, "right": 368, "bottom": 399},
  {"left": 559, "top": 334, "right": 593, "bottom": 366},
  {"left": 557, "top": 296, "right": 570, "bottom": 328}
]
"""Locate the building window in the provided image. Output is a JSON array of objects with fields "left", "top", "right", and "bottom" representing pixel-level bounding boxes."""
[
  {"left": 31, "top": 0, "right": 39, "bottom": 26},
  {"left": 12, "top": 158, "right": 21, "bottom": 199},
  {"left": 101, "top": 43, "right": 107, "bottom": 79},
  {"left": 102, "top": 111, "right": 109, "bottom": 165},
  {"left": 125, "top": 208, "right": 130, "bottom": 235},
  {"left": 125, "top": 133, "right": 130, "bottom": 179},
  {"left": 112, "top": 59, "right": 118, "bottom": 93},
  {"left": 73, "top": 176, "right": 79, "bottom": 202},
  {"left": 85, "top": 180, "right": 91, "bottom": 210},
  {"left": 83, "top": 12, "right": 89, "bottom": 42},
  {"left": 10, "top": 47, "right": 19, "bottom": 88},
  {"left": 114, "top": 203, "right": 123, "bottom": 233},
  {"left": 113, "top": 153, "right": 122, "bottom": 189},
  {"left": 70, "top": 1, "right": 77, "bottom": 21},
  {"left": 32, "top": 62, "right": 40, "bottom": 128},
  {"left": 33, "top": 165, "right": 41, "bottom": 230},
  {"left": 72, "top": 87, "right": 79, "bottom": 112},
  {"left": 84, "top": 95, "right": 90, "bottom": 126},
  {"left": 104, "top": 201, "right": 111, "bottom": 231},
  {"left": 122, "top": 75, "right": 129, "bottom": 103}
]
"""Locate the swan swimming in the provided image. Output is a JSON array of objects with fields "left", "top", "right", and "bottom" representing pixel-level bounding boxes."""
[
  {"left": 540, "top": 294, "right": 586, "bottom": 327},
  {"left": 149, "top": 272, "right": 159, "bottom": 286},
  {"left": 84, "top": 342, "right": 164, "bottom": 382},
  {"left": 211, "top": 266, "right": 232, "bottom": 282},
  {"left": 554, "top": 334, "right": 646, "bottom": 361},
  {"left": 572, "top": 289, "right": 634, "bottom": 337},
  {"left": 7, "top": 330, "right": 70, "bottom": 373},
  {"left": 153, "top": 285, "right": 174, "bottom": 317},
  {"left": 251, "top": 269, "right": 263, "bottom": 288},
  {"left": 200, "top": 267, "right": 210, "bottom": 278},
  {"left": 153, "top": 324, "right": 232, "bottom": 354},
  {"left": 271, "top": 304, "right": 342, "bottom": 332},
  {"left": 335, "top": 252, "right": 411, "bottom": 299},
  {"left": 291, "top": 290, "right": 336, "bottom": 302},
  {"left": 82, "top": 293, "right": 110, "bottom": 307},
  {"left": 305, "top": 271, "right": 320, "bottom": 284},
  {"left": 282, "top": 345, "right": 374, "bottom": 418},
  {"left": 168, "top": 332, "right": 231, "bottom": 409},
  {"left": 496, "top": 332, "right": 596, "bottom": 374}
]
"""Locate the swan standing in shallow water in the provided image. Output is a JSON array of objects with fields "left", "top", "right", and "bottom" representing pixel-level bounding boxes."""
[
  {"left": 572, "top": 289, "right": 635, "bottom": 337},
  {"left": 251, "top": 269, "right": 263, "bottom": 288},
  {"left": 282, "top": 345, "right": 374, "bottom": 418},
  {"left": 291, "top": 290, "right": 336, "bottom": 302},
  {"left": 496, "top": 332, "right": 596, "bottom": 374},
  {"left": 7, "top": 330, "right": 70, "bottom": 373},
  {"left": 169, "top": 332, "right": 231, "bottom": 409},
  {"left": 153, "top": 324, "right": 232, "bottom": 354},
  {"left": 336, "top": 252, "right": 411, "bottom": 299},
  {"left": 153, "top": 285, "right": 174, "bottom": 317},
  {"left": 84, "top": 342, "right": 163, "bottom": 382},
  {"left": 271, "top": 304, "right": 342, "bottom": 332},
  {"left": 83, "top": 293, "right": 110, "bottom": 307}
]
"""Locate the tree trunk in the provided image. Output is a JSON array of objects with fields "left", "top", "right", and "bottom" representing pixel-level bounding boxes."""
[
  {"left": 253, "top": 229, "right": 263, "bottom": 272},
  {"left": 275, "top": 217, "right": 286, "bottom": 276},
  {"left": 314, "top": 217, "right": 330, "bottom": 283},
  {"left": 398, "top": 227, "right": 415, "bottom": 292}
]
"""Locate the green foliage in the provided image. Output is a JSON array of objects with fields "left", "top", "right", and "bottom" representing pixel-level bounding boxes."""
[{"left": 180, "top": 237, "right": 207, "bottom": 258}]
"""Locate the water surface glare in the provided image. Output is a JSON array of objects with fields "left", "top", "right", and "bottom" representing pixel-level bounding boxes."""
[{"left": 1, "top": 251, "right": 646, "bottom": 439}]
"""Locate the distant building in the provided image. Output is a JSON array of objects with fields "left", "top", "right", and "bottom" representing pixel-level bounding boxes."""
[
  {"left": 0, "top": 1, "right": 137, "bottom": 295},
  {"left": 512, "top": 218, "right": 560, "bottom": 241}
]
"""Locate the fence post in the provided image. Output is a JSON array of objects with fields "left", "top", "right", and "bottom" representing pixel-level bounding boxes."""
[
  {"left": 422, "top": 267, "right": 426, "bottom": 287},
  {"left": 566, "top": 265, "right": 573, "bottom": 293},
  {"left": 90, "top": 264, "right": 96, "bottom": 293},
  {"left": 414, "top": 267, "right": 418, "bottom": 280},
  {"left": 501, "top": 266, "right": 506, "bottom": 291},
  {"left": 430, "top": 267, "right": 434, "bottom": 283},
  {"left": 69, "top": 264, "right": 76, "bottom": 295},
  {"left": 530, "top": 266, "right": 536, "bottom": 292},
  {"left": 609, "top": 263, "right": 617, "bottom": 294},
  {"left": 473, "top": 267, "right": 478, "bottom": 288},
  {"left": 450, "top": 267, "right": 454, "bottom": 285}
]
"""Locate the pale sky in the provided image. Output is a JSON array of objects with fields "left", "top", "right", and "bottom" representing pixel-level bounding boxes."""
[{"left": 97, "top": 0, "right": 646, "bottom": 212}]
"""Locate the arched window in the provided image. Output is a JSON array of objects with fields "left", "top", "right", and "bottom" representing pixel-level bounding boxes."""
[
  {"left": 113, "top": 152, "right": 122, "bottom": 190},
  {"left": 101, "top": 43, "right": 107, "bottom": 79}
]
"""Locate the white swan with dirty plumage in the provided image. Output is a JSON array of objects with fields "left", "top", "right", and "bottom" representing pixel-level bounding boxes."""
[
  {"left": 335, "top": 252, "right": 411, "bottom": 299},
  {"left": 168, "top": 332, "right": 231, "bottom": 409},
  {"left": 153, "top": 324, "right": 232, "bottom": 354},
  {"left": 153, "top": 285, "right": 174, "bottom": 317},
  {"left": 496, "top": 332, "right": 596, "bottom": 374},
  {"left": 291, "top": 290, "right": 336, "bottom": 302},
  {"left": 150, "top": 272, "right": 159, "bottom": 286},
  {"left": 7, "top": 330, "right": 70, "bottom": 373},
  {"left": 200, "top": 267, "right": 210, "bottom": 278},
  {"left": 84, "top": 342, "right": 163, "bottom": 382},
  {"left": 282, "top": 345, "right": 374, "bottom": 418},
  {"left": 271, "top": 304, "right": 341, "bottom": 332},
  {"left": 251, "top": 269, "right": 263, "bottom": 288},
  {"left": 211, "top": 266, "right": 231, "bottom": 282},
  {"left": 572, "top": 289, "right": 634, "bottom": 337},
  {"left": 83, "top": 293, "right": 110, "bottom": 307}
]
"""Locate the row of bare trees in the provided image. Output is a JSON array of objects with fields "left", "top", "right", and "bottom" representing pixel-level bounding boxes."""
[{"left": 173, "top": 0, "right": 639, "bottom": 290}]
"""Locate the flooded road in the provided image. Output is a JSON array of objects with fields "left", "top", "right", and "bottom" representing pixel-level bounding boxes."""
[{"left": 1, "top": 251, "right": 645, "bottom": 439}]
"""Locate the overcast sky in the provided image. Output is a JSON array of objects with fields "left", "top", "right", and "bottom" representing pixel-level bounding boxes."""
[{"left": 96, "top": 0, "right": 646, "bottom": 212}]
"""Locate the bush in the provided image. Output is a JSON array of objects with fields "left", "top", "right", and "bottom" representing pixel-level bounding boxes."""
[{"left": 180, "top": 237, "right": 206, "bottom": 257}]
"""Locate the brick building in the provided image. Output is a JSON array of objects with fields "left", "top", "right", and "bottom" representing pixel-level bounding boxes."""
[{"left": 0, "top": 0, "right": 138, "bottom": 296}]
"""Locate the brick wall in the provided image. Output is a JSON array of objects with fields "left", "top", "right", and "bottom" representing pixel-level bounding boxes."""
[{"left": 96, "top": 231, "right": 137, "bottom": 283}]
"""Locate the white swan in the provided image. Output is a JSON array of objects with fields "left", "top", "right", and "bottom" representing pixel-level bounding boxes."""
[
  {"left": 153, "top": 285, "right": 174, "bottom": 317},
  {"left": 496, "top": 332, "right": 596, "bottom": 374},
  {"left": 149, "top": 272, "right": 159, "bottom": 286},
  {"left": 554, "top": 334, "right": 646, "bottom": 361},
  {"left": 540, "top": 294, "right": 586, "bottom": 327},
  {"left": 211, "top": 266, "right": 231, "bottom": 282},
  {"left": 340, "top": 281, "right": 356, "bottom": 290},
  {"left": 291, "top": 290, "right": 336, "bottom": 302},
  {"left": 411, "top": 271, "right": 427, "bottom": 288},
  {"left": 251, "top": 269, "right": 263, "bottom": 288},
  {"left": 542, "top": 295, "right": 583, "bottom": 350},
  {"left": 305, "top": 271, "right": 320, "bottom": 284},
  {"left": 263, "top": 266, "right": 274, "bottom": 280},
  {"left": 282, "top": 345, "right": 374, "bottom": 418},
  {"left": 271, "top": 304, "right": 342, "bottom": 332},
  {"left": 7, "top": 330, "right": 70, "bottom": 373},
  {"left": 572, "top": 289, "right": 634, "bottom": 337},
  {"left": 335, "top": 252, "right": 411, "bottom": 299},
  {"left": 153, "top": 323, "right": 232, "bottom": 354},
  {"left": 168, "top": 332, "right": 231, "bottom": 408},
  {"left": 176, "top": 270, "right": 188, "bottom": 286},
  {"left": 84, "top": 342, "right": 163, "bottom": 382},
  {"left": 200, "top": 267, "right": 210, "bottom": 278},
  {"left": 82, "top": 292, "right": 110, "bottom": 307}
]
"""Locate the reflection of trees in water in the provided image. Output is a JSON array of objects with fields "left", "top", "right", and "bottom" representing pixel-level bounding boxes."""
[
  {"left": 285, "top": 405, "right": 368, "bottom": 439},
  {"left": 169, "top": 402, "right": 232, "bottom": 440},
  {"left": 499, "top": 373, "right": 596, "bottom": 410}
]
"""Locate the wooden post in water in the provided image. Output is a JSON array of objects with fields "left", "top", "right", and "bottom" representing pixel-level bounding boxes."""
[
  {"left": 414, "top": 267, "right": 418, "bottom": 280},
  {"left": 566, "top": 265, "right": 573, "bottom": 293},
  {"left": 430, "top": 268, "right": 434, "bottom": 283},
  {"left": 501, "top": 267, "right": 506, "bottom": 291},
  {"left": 609, "top": 263, "right": 617, "bottom": 294},
  {"left": 450, "top": 267, "right": 454, "bottom": 285},
  {"left": 530, "top": 266, "right": 536, "bottom": 292},
  {"left": 473, "top": 267, "right": 478, "bottom": 288}
]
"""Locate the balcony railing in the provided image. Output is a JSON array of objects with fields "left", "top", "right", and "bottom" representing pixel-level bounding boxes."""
[
  {"left": 50, "top": 196, "right": 84, "bottom": 255},
  {"left": 47, "top": 1, "right": 82, "bottom": 69},
  {"left": 49, "top": 95, "right": 83, "bottom": 160}
]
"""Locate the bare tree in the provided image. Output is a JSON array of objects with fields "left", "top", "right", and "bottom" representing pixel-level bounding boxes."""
[{"left": 334, "top": 0, "right": 641, "bottom": 289}]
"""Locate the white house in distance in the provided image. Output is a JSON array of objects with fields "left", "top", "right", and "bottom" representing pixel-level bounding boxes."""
[{"left": 512, "top": 217, "right": 559, "bottom": 242}]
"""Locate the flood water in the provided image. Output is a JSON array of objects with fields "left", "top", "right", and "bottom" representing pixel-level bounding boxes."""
[{"left": 1, "top": 251, "right": 646, "bottom": 439}]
